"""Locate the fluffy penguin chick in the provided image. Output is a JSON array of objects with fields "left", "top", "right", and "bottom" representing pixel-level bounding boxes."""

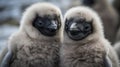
[
  {"left": 0, "top": 2, "right": 63, "bottom": 67},
  {"left": 60, "top": 6, "right": 119, "bottom": 67}
]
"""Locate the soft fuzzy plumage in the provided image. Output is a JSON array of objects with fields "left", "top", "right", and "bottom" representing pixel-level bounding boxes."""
[
  {"left": 0, "top": 2, "right": 63, "bottom": 67},
  {"left": 60, "top": 6, "right": 119, "bottom": 67}
]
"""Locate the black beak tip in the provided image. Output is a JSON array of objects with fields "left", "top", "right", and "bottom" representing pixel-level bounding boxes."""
[{"left": 49, "top": 27, "right": 57, "bottom": 32}]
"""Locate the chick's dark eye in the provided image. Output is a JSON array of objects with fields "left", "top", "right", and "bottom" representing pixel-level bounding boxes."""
[
  {"left": 37, "top": 19, "right": 44, "bottom": 27},
  {"left": 84, "top": 24, "right": 91, "bottom": 31}
]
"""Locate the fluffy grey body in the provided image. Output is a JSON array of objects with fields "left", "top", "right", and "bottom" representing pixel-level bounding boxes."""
[
  {"left": 9, "top": 32, "right": 60, "bottom": 67},
  {"left": 61, "top": 38, "right": 116, "bottom": 67}
]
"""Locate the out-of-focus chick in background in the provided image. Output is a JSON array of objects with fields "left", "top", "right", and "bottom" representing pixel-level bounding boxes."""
[
  {"left": 113, "top": 0, "right": 120, "bottom": 42},
  {"left": 113, "top": 0, "right": 120, "bottom": 30},
  {"left": 113, "top": 0, "right": 120, "bottom": 60},
  {"left": 113, "top": 0, "right": 120, "bottom": 43},
  {"left": 113, "top": 0, "right": 120, "bottom": 59}
]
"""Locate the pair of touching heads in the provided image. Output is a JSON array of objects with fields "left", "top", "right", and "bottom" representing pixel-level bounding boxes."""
[{"left": 19, "top": 3, "right": 104, "bottom": 41}]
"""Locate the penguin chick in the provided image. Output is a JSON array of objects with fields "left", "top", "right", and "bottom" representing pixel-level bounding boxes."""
[
  {"left": 60, "top": 6, "right": 119, "bottom": 67},
  {"left": 81, "top": 0, "right": 119, "bottom": 44},
  {"left": 0, "top": 2, "right": 63, "bottom": 67},
  {"left": 113, "top": 0, "right": 120, "bottom": 31}
]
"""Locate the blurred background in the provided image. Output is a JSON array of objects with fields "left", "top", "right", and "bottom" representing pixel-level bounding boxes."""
[{"left": 0, "top": 0, "right": 120, "bottom": 53}]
